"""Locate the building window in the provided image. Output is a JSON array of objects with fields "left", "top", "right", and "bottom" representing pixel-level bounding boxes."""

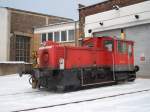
[
  {"left": 41, "top": 33, "right": 46, "bottom": 42},
  {"left": 48, "top": 32, "right": 53, "bottom": 41},
  {"left": 54, "top": 31, "right": 60, "bottom": 42},
  {"left": 68, "top": 30, "right": 75, "bottom": 41},
  {"left": 61, "top": 31, "right": 67, "bottom": 41},
  {"left": 15, "top": 36, "right": 30, "bottom": 62}
]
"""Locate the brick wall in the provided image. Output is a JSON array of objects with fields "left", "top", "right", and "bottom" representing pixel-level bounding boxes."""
[
  {"left": 32, "top": 34, "right": 41, "bottom": 52},
  {"left": 11, "top": 12, "right": 45, "bottom": 34},
  {"left": 79, "top": 0, "right": 146, "bottom": 38},
  {"left": 48, "top": 17, "right": 71, "bottom": 24},
  {"left": 10, "top": 10, "right": 73, "bottom": 34},
  {"left": 9, "top": 8, "right": 73, "bottom": 62}
]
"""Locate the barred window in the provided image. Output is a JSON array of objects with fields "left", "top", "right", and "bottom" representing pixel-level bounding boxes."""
[{"left": 15, "top": 36, "right": 30, "bottom": 62}]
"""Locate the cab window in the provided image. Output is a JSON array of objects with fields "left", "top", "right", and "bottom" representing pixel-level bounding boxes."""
[
  {"left": 117, "top": 41, "right": 127, "bottom": 53},
  {"left": 85, "top": 42, "right": 94, "bottom": 47},
  {"left": 104, "top": 40, "right": 113, "bottom": 52},
  {"left": 128, "top": 44, "right": 132, "bottom": 57}
]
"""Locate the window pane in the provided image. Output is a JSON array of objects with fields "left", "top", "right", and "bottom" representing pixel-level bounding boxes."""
[
  {"left": 54, "top": 32, "right": 60, "bottom": 42},
  {"left": 117, "top": 41, "right": 127, "bottom": 53},
  {"left": 61, "top": 31, "right": 67, "bottom": 41},
  {"left": 41, "top": 33, "right": 46, "bottom": 42},
  {"left": 118, "top": 41, "right": 122, "bottom": 53},
  {"left": 122, "top": 42, "right": 127, "bottom": 53},
  {"left": 48, "top": 33, "right": 53, "bottom": 41},
  {"left": 68, "top": 30, "right": 74, "bottom": 41},
  {"left": 104, "top": 40, "right": 113, "bottom": 52}
]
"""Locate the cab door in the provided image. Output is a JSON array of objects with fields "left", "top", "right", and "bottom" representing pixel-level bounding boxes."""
[
  {"left": 103, "top": 38, "right": 114, "bottom": 66},
  {"left": 102, "top": 38, "right": 115, "bottom": 81},
  {"left": 115, "top": 40, "right": 128, "bottom": 71}
]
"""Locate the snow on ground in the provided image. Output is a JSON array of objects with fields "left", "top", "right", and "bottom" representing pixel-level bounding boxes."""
[
  {"left": 28, "top": 90, "right": 150, "bottom": 112},
  {"left": 0, "top": 74, "right": 150, "bottom": 112}
]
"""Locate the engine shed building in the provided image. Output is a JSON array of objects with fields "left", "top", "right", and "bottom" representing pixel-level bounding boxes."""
[
  {"left": 0, "top": 7, "right": 73, "bottom": 62},
  {"left": 33, "top": 21, "right": 79, "bottom": 51},
  {"left": 79, "top": 0, "right": 150, "bottom": 77}
]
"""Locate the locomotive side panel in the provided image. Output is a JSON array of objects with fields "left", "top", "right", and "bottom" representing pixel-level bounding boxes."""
[
  {"left": 39, "top": 46, "right": 65, "bottom": 69},
  {"left": 64, "top": 47, "right": 95, "bottom": 69},
  {"left": 38, "top": 48, "right": 50, "bottom": 68},
  {"left": 52, "top": 46, "right": 65, "bottom": 69},
  {"left": 64, "top": 48, "right": 113, "bottom": 69}
]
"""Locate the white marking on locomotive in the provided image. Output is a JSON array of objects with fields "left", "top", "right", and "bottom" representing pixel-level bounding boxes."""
[
  {"left": 39, "top": 46, "right": 53, "bottom": 50},
  {"left": 59, "top": 58, "right": 65, "bottom": 70}
]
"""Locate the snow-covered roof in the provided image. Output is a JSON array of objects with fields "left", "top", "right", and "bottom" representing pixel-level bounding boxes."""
[{"left": 0, "top": 61, "right": 31, "bottom": 64}]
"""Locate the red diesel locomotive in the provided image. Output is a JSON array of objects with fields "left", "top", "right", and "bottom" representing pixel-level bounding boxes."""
[{"left": 30, "top": 36, "right": 139, "bottom": 91}]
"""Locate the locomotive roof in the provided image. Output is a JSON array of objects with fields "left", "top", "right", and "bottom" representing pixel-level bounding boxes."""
[{"left": 83, "top": 36, "right": 134, "bottom": 43}]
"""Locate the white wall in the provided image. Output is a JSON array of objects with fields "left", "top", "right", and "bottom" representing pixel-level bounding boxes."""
[
  {"left": 34, "top": 22, "right": 79, "bottom": 43},
  {"left": 34, "top": 22, "right": 79, "bottom": 34},
  {"left": 85, "top": 1, "right": 150, "bottom": 37},
  {"left": 0, "top": 8, "right": 10, "bottom": 61}
]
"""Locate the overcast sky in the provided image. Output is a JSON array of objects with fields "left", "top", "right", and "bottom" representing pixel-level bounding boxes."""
[{"left": 0, "top": 0, "right": 105, "bottom": 20}]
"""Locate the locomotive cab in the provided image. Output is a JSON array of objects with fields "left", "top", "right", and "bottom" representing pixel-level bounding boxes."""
[
  {"left": 82, "top": 37, "right": 114, "bottom": 51},
  {"left": 77, "top": 37, "right": 137, "bottom": 82},
  {"left": 83, "top": 37, "right": 135, "bottom": 72}
]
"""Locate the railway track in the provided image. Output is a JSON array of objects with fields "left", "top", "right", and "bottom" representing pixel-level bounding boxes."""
[
  {"left": 0, "top": 90, "right": 41, "bottom": 97},
  {"left": 13, "top": 88, "right": 150, "bottom": 112}
]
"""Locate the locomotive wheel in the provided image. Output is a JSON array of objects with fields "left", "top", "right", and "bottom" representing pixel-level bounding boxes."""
[
  {"left": 128, "top": 74, "right": 136, "bottom": 82},
  {"left": 128, "top": 77, "right": 136, "bottom": 82},
  {"left": 128, "top": 78, "right": 135, "bottom": 82},
  {"left": 56, "top": 85, "right": 78, "bottom": 92}
]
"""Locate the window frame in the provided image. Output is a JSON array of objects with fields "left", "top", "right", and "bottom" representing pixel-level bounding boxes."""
[
  {"left": 41, "top": 33, "right": 47, "bottom": 43},
  {"left": 103, "top": 40, "right": 114, "bottom": 52},
  {"left": 48, "top": 32, "right": 53, "bottom": 41},
  {"left": 40, "top": 29, "right": 75, "bottom": 43},
  {"left": 117, "top": 40, "right": 128, "bottom": 54},
  {"left": 15, "top": 36, "right": 30, "bottom": 62},
  {"left": 54, "top": 31, "right": 60, "bottom": 42},
  {"left": 68, "top": 29, "right": 75, "bottom": 41}
]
